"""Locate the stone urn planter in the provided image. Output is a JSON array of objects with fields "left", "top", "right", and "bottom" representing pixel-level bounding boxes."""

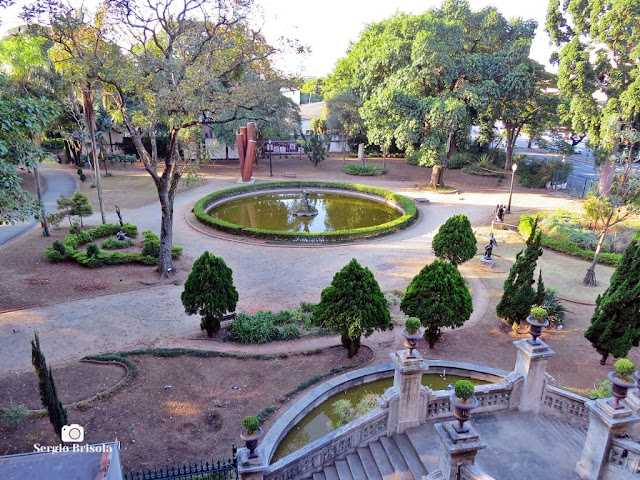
[
  {"left": 240, "top": 416, "right": 263, "bottom": 458},
  {"left": 608, "top": 359, "right": 638, "bottom": 409},
  {"left": 402, "top": 317, "right": 422, "bottom": 358},
  {"left": 450, "top": 380, "right": 478, "bottom": 433},
  {"left": 526, "top": 307, "right": 549, "bottom": 345}
]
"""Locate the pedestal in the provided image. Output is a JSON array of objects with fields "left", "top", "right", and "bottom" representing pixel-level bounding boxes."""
[
  {"left": 576, "top": 399, "right": 640, "bottom": 479},
  {"left": 387, "top": 350, "right": 427, "bottom": 434},
  {"left": 237, "top": 446, "right": 267, "bottom": 480},
  {"left": 479, "top": 257, "right": 495, "bottom": 268},
  {"left": 513, "top": 338, "right": 555, "bottom": 413},
  {"left": 435, "top": 422, "right": 486, "bottom": 480},
  {"left": 236, "top": 178, "right": 256, "bottom": 184}
]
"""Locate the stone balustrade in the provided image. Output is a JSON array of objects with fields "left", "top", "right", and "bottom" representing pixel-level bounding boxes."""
[
  {"left": 263, "top": 408, "right": 388, "bottom": 480},
  {"left": 459, "top": 464, "right": 497, "bottom": 480},
  {"left": 543, "top": 385, "right": 589, "bottom": 426},
  {"left": 607, "top": 437, "right": 640, "bottom": 478}
]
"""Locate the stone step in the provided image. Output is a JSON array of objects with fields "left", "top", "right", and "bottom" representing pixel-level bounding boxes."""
[
  {"left": 380, "top": 436, "right": 414, "bottom": 480},
  {"left": 538, "top": 415, "right": 586, "bottom": 454},
  {"left": 395, "top": 433, "right": 429, "bottom": 479},
  {"left": 323, "top": 465, "right": 339, "bottom": 480},
  {"left": 405, "top": 426, "right": 440, "bottom": 473},
  {"left": 334, "top": 459, "right": 353, "bottom": 480},
  {"left": 369, "top": 440, "right": 398, "bottom": 480},
  {"left": 357, "top": 446, "right": 383, "bottom": 479},
  {"left": 425, "top": 470, "right": 444, "bottom": 480},
  {"left": 345, "top": 452, "right": 367, "bottom": 480},
  {"left": 312, "top": 473, "right": 326, "bottom": 480}
]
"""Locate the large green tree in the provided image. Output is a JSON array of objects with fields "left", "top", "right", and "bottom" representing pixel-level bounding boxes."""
[
  {"left": 25, "top": 0, "right": 286, "bottom": 275},
  {"left": 585, "top": 233, "right": 640, "bottom": 365},
  {"left": 546, "top": 0, "right": 640, "bottom": 194},
  {"left": 496, "top": 219, "right": 543, "bottom": 325},
  {"left": 400, "top": 259, "right": 473, "bottom": 348},
  {"left": 181, "top": 252, "right": 238, "bottom": 337},
  {"left": 432, "top": 214, "right": 477, "bottom": 266},
  {"left": 313, "top": 258, "right": 392, "bottom": 357},
  {"left": 330, "top": 0, "right": 537, "bottom": 187},
  {"left": 31, "top": 333, "right": 67, "bottom": 441},
  {"left": 326, "top": 89, "right": 364, "bottom": 163}
]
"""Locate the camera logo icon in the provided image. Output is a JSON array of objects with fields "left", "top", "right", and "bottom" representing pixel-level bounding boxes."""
[{"left": 61, "top": 424, "right": 84, "bottom": 443}]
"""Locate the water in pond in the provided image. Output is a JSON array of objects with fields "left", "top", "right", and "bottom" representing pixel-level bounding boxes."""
[
  {"left": 271, "top": 374, "right": 489, "bottom": 461},
  {"left": 206, "top": 191, "right": 401, "bottom": 233}
]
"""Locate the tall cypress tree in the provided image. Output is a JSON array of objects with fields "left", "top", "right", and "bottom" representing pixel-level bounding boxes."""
[
  {"left": 313, "top": 258, "right": 392, "bottom": 357},
  {"left": 534, "top": 270, "right": 546, "bottom": 306},
  {"left": 496, "top": 218, "right": 543, "bottom": 325},
  {"left": 31, "top": 333, "right": 67, "bottom": 440},
  {"left": 585, "top": 233, "right": 640, "bottom": 364}
]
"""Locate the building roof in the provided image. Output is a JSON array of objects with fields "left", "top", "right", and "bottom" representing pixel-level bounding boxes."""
[{"left": 299, "top": 102, "right": 325, "bottom": 121}]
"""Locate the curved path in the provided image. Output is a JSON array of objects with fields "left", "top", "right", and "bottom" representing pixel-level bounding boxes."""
[
  {"left": 0, "top": 173, "right": 568, "bottom": 374},
  {"left": 0, "top": 164, "right": 76, "bottom": 247}
]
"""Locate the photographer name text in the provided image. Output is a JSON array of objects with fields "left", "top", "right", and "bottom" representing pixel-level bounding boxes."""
[{"left": 33, "top": 444, "right": 113, "bottom": 454}]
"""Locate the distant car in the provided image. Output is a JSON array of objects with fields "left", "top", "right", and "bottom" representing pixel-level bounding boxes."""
[{"left": 573, "top": 147, "right": 583, "bottom": 155}]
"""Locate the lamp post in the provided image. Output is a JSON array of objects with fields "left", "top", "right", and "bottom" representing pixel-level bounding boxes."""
[{"left": 506, "top": 163, "right": 518, "bottom": 214}]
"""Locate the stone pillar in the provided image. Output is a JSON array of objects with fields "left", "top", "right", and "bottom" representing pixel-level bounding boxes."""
[
  {"left": 386, "top": 350, "right": 427, "bottom": 435},
  {"left": 576, "top": 399, "right": 640, "bottom": 479},
  {"left": 237, "top": 446, "right": 267, "bottom": 480},
  {"left": 513, "top": 338, "right": 555, "bottom": 413},
  {"left": 435, "top": 421, "right": 487, "bottom": 480},
  {"left": 625, "top": 389, "right": 640, "bottom": 438}
]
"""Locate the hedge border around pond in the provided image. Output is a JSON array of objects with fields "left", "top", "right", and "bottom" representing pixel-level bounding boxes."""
[
  {"left": 193, "top": 181, "right": 418, "bottom": 242},
  {"left": 518, "top": 214, "right": 620, "bottom": 266}
]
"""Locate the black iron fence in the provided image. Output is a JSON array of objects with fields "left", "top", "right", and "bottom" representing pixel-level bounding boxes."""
[{"left": 124, "top": 449, "right": 237, "bottom": 480}]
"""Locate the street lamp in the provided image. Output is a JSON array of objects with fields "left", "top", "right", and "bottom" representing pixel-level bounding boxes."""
[{"left": 506, "top": 163, "right": 518, "bottom": 214}]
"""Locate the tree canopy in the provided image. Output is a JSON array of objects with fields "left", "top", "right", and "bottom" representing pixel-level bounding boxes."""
[
  {"left": 546, "top": 0, "right": 640, "bottom": 194},
  {"left": 328, "top": 0, "right": 538, "bottom": 186}
]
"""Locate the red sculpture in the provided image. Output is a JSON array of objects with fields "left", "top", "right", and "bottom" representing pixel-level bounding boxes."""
[{"left": 236, "top": 122, "right": 257, "bottom": 182}]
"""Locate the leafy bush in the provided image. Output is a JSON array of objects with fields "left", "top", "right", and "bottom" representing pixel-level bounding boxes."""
[
  {"left": 52, "top": 240, "right": 67, "bottom": 256},
  {"left": 542, "top": 289, "right": 567, "bottom": 327},
  {"left": 405, "top": 317, "right": 421, "bottom": 334},
  {"left": 86, "top": 243, "right": 100, "bottom": 258},
  {"left": 106, "top": 153, "right": 136, "bottom": 164},
  {"left": 0, "top": 402, "right": 29, "bottom": 426},
  {"left": 588, "top": 379, "right": 612, "bottom": 399},
  {"left": 47, "top": 212, "right": 64, "bottom": 228},
  {"left": 141, "top": 230, "right": 161, "bottom": 258},
  {"left": 331, "top": 392, "right": 379, "bottom": 428},
  {"left": 449, "top": 152, "right": 475, "bottom": 169},
  {"left": 70, "top": 221, "right": 82, "bottom": 234},
  {"left": 530, "top": 307, "right": 548, "bottom": 323},
  {"left": 454, "top": 380, "right": 475, "bottom": 400},
  {"left": 79, "top": 173, "right": 87, "bottom": 182},
  {"left": 101, "top": 237, "right": 134, "bottom": 249},
  {"left": 343, "top": 163, "right": 385, "bottom": 176},
  {"left": 281, "top": 324, "right": 301, "bottom": 339},
  {"left": 228, "top": 308, "right": 316, "bottom": 343}
]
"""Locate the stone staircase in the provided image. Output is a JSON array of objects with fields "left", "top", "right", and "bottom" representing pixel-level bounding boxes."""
[
  {"left": 304, "top": 413, "right": 588, "bottom": 480},
  {"left": 310, "top": 433, "right": 428, "bottom": 480}
]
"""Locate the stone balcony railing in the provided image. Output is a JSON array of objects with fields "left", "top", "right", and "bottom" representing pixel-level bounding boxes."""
[
  {"left": 542, "top": 385, "right": 589, "bottom": 426},
  {"left": 606, "top": 436, "right": 640, "bottom": 478}
]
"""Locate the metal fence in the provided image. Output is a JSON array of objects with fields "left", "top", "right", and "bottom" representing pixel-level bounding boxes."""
[
  {"left": 124, "top": 450, "right": 237, "bottom": 480},
  {"left": 550, "top": 172, "right": 598, "bottom": 199}
]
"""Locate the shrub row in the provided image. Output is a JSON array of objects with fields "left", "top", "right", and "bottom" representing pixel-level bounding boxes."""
[
  {"left": 518, "top": 214, "right": 620, "bottom": 266},
  {"left": 193, "top": 181, "right": 418, "bottom": 242},
  {"left": 227, "top": 309, "right": 316, "bottom": 344},
  {"left": 101, "top": 237, "right": 134, "bottom": 249}
]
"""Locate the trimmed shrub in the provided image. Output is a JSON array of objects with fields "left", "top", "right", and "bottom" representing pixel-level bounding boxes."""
[
  {"left": 101, "top": 237, "right": 134, "bottom": 249},
  {"left": 432, "top": 214, "right": 477, "bottom": 265},
  {"left": 242, "top": 415, "right": 260, "bottom": 434},
  {"left": 343, "top": 164, "right": 385, "bottom": 176},
  {"left": 86, "top": 243, "right": 100, "bottom": 258},
  {"left": 454, "top": 380, "right": 475, "bottom": 400}
]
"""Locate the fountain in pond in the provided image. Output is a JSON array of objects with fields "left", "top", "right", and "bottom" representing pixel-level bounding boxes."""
[{"left": 292, "top": 190, "right": 318, "bottom": 217}]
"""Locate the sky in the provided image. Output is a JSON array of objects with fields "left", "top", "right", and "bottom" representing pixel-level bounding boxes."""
[{"left": 0, "top": 0, "right": 555, "bottom": 78}]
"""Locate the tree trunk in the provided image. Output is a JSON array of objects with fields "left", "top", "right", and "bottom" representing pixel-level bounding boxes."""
[
  {"left": 430, "top": 165, "right": 442, "bottom": 188},
  {"left": 82, "top": 88, "right": 106, "bottom": 224},
  {"left": 33, "top": 163, "right": 50, "bottom": 237},
  {"left": 583, "top": 228, "right": 608, "bottom": 286},
  {"left": 598, "top": 140, "right": 619, "bottom": 195},
  {"left": 342, "top": 133, "right": 348, "bottom": 164},
  {"left": 158, "top": 186, "right": 175, "bottom": 276},
  {"left": 527, "top": 137, "right": 532, "bottom": 149},
  {"left": 382, "top": 145, "right": 387, "bottom": 170},
  {"left": 505, "top": 142, "right": 514, "bottom": 172}
]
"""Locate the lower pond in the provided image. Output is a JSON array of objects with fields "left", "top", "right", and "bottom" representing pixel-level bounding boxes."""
[{"left": 272, "top": 373, "right": 489, "bottom": 461}]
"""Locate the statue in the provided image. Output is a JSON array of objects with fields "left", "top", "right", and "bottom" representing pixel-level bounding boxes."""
[
  {"left": 483, "top": 233, "right": 498, "bottom": 260},
  {"left": 292, "top": 190, "right": 318, "bottom": 217},
  {"left": 495, "top": 204, "right": 505, "bottom": 222},
  {"left": 115, "top": 205, "right": 129, "bottom": 241},
  {"left": 236, "top": 122, "right": 257, "bottom": 183}
]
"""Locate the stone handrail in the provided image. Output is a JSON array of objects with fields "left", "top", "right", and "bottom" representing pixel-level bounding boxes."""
[
  {"left": 426, "top": 382, "right": 516, "bottom": 421},
  {"left": 263, "top": 407, "right": 388, "bottom": 480},
  {"left": 542, "top": 385, "right": 589, "bottom": 426},
  {"left": 459, "top": 464, "right": 497, "bottom": 480},
  {"left": 606, "top": 437, "right": 640, "bottom": 478}
]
